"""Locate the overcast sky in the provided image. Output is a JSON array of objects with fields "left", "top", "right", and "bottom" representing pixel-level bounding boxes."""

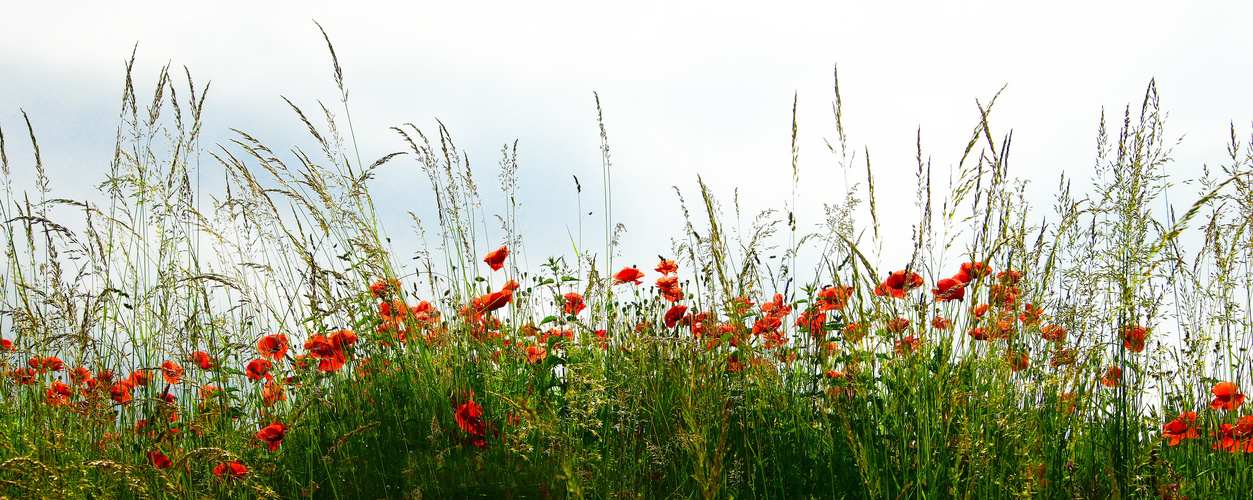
[{"left": 3, "top": 1, "right": 1252, "bottom": 287}]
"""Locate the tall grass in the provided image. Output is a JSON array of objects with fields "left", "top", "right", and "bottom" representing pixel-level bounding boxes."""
[{"left": 1, "top": 32, "right": 1252, "bottom": 499}]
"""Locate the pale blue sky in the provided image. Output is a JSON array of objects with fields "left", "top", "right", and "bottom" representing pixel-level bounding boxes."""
[{"left": 3, "top": 1, "right": 1252, "bottom": 284}]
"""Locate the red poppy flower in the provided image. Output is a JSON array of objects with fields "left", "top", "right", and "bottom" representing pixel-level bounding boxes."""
[
  {"left": 997, "top": 270, "right": 1022, "bottom": 284},
  {"left": 664, "top": 305, "right": 688, "bottom": 329},
  {"left": 876, "top": 270, "right": 924, "bottom": 299},
  {"left": 562, "top": 293, "right": 586, "bottom": 315},
  {"left": 655, "top": 259, "right": 677, "bottom": 276},
  {"left": 70, "top": 366, "right": 92, "bottom": 385},
  {"left": 0, "top": 338, "right": 12, "bottom": 351},
  {"left": 456, "top": 399, "right": 486, "bottom": 436},
  {"left": 894, "top": 335, "right": 921, "bottom": 355},
  {"left": 200, "top": 385, "right": 221, "bottom": 400},
  {"left": 954, "top": 262, "right": 993, "bottom": 284},
  {"left": 816, "top": 285, "right": 854, "bottom": 311},
  {"left": 160, "top": 361, "right": 183, "bottom": 385},
  {"left": 967, "top": 328, "right": 988, "bottom": 341},
  {"left": 484, "top": 245, "right": 509, "bottom": 271},
  {"left": 261, "top": 380, "right": 285, "bottom": 406},
  {"left": 1211, "top": 382, "right": 1246, "bottom": 411},
  {"left": 1059, "top": 392, "right": 1079, "bottom": 414},
  {"left": 213, "top": 461, "right": 249, "bottom": 480},
  {"left": 655, "top": 276, "right": 684, "bottom": 303},
  {"left": 971, "top": 303, "right": 989, "bottom": 319},
  {"left": 128, "top": 370, "right": 150, "bottom": 387},
  {"left": 110, "top": 381, "right": 133, "bottom": 404},
  {"left": 474, "top": 289, "right": 513, "bottom": 314},
  {"left": 45, "top": 381, "right": 73, "bottom": 406},
  {"left": 1006, "top": 350, "right": 1030, "bottom": 372},
  {"left": 255, "top": 422, "right": 288, "bottom": 451},
  {"left": 370, "top": 278, "right": 401, "bottom": 298},
  {"left": 1041, "top": 324, "right": 1067, "bottom": 343},
  {"left": 1213, "top": 415, "right": 1253, "bottom": 453},
  {"left": 526, "top": 345, "right": 547, "bottom": 363},
  {"left": 330, "top": 329, "right": 358, "bottom": 350},
  {"left": 147, "top": 450, "right": 172, "bottom": 469},
  {"left": 612, "top": 267, "right": 645, "bottom": 285},
  {"left": 245, "top": 359, "right": 272, "bottom": 381},
  {"left": 988, "top": 285, "right": 1019, "bottom": 308},
  {"left": 931, "top": 278, "right": 965, "bottom": 302},
  {"left": 1121, "top": 325, "right": 1147, "bottom": 353},
  {"left": 28, "top": 356, "right": 64, "bottom": 373},
  {"left": 257, "top": 333, "right": 290, "bottom": 360},
  {"left": 188, "top": 351, "right": 215, "bottom": 370},
  {"left": 931, "top": 317, "right": 952, "bottom": 330},
  {"left": 8, "top": 367, "right": 36, "bottom": 385},
  {"left": 1101, "top": 366, "right": 1122, "bottom": 387},
  {"left": 1019, "top": 303, "right": 1043, "bottom": 325},
  {"left": 795, "top": 308, "right": 826, "bottom": 336},
  {"left": 1161, "top": 412, "right": 1200, "bottom": 446},
  {"left": 886, "top": 317, "right": 910, "bottom": 334}
]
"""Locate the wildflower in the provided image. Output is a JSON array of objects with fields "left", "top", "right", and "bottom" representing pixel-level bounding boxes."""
[
  {"left": 1019, "top": 303, "right": 1043, "bottom": 325},
  {"left": 655, "top": 276, "right": 684, "bottom": 302},
  {"left": 257, "top": 334, "right": 290, "bottom": 360},
  {"left": 971, "top": 303, "right": 989, "bottom": 319},
  {"left": 876, "top": 270, "right": 924, "bottom": 299},
  {"left": 1040, "top": 324, "right": 1067, "bottom": 343},
  {"left": 795, "top": 308, "right": 826, "bottom": 337},
  {"left": 304, "top": 335, "right": 346, "bottom": 372},
  {"left": 45, "top": 381, "right": 73, "bottom": 406},
  {"left": 811, "top": 285, "right": 851, "bottom": 312},
  {"left": 245, "top": 359, "right": 272, "bottom": 381},
  {"left": 894, "top": 335, "right": 921, "bottom": 355},
  {"left": 0, "top": 338, "right": 12, "bottom": 351},
  {"left": 612, "top": 267, "right": 645, "bottom": 285},
  {"left": 1213, "top": 415, "right": 1253, "bottom": 453},
  {"left": 664, "top": 305, "right": 689, "bottom": 329},
  {"left": 70, "top": 366, "right": 93, "bottom": 385},
  {"left": 9, "top": 368, "right": 36, "bottom": 385},
  {"left": 1059, "top": 392, "right": 1078, "bottom": 414},
  {"left": 1161, "top": 411, "right": 1200, "bottom": 446},
  {"left": 886, "top": 317, "right": 910, "bottom": 334},
  {"left": 455, "top": 399, "right": 486, "bottom": 437},
  {"left": 370, "top": 278, "right": 401, "bottom": 298},
  {"left": 988, "top": 285, "right": 1019, "bottom": 308},
  {"left": 213, "top": 461, "right": 249, "bottom": 480},
  {"left": 255, "top": 422, "right": 288, "bottom": 451},
  {"left": 931, "top": 278, "right": 965, "bottom": 301},
  {"left": 28, "top": 356, "right": 64, "bottom": 373},
  {"left": 330, "top": 329, "right": 358, "bottom": 350},
  {"left": 147, "top": 450, "right": 172, "bottom": 469},
  {"left": 655, "top": 259, "right": 677, "bottom": 276},
  {"left": 1210, "top": 382, "right": 1246, "bottom": 411},
  {"left": 727, "top": 296, "right": 755, "bottom": 316},
  {"left": 160, "top": 361, "right": 184, "bottom": 385},
  {"left": 261, "top": 380, "right": 285, "bottom": 406},
  {"left": 954, "top": 262, "right": 993, "bottom": 284},
  {"left": 128, "top": 370, "right": 150, "bottom": 387},
  {"left": 526, "top": 345, "right": 547, "bottom": 363},
  {"left": 483, "top": 245, "right": 509, "bottom": 271},
  {"left": 1006, "top": 350, "right": 1030, "bottom": 372},
  {"left": 188, "top": 351, "right": 215, "bottom": 370},
  {"left": 562, "top": 293, "right": 586, "bottom": 315},
  {"left": 199, "top": 385, "right": 221, "bottom": 400},
  {"left": 931, "top": 317, "right": 952, "bottom": 330},
  {"left": 967, "top": 328, "right": 989, "bottom": 341},
  {"left": 1101, "top": 366, "right": 1122, "bottom": 387},
  {"left": 110, "top": 381, "right": 133, "bottom": 404},
  {"left": 1121, "top": 325, "right": 1147, "bottom": 353}
]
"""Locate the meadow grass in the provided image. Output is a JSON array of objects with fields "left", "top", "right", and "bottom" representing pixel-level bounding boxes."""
[{"left": 1, "top": 36, "right": 1253, "bottom": 500}]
